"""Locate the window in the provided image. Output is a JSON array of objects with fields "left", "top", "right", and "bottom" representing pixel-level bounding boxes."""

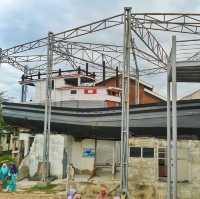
[
  {"left": 64, "top": 78, "right": 78, "bottom": 86},
  {"left": 158, "top": 148, "right": 167, "bottom": 179},
  {"left": 143, "top": 147, "right": 154, "bottom": 158},
  {"left": 70, "top": 90, "right": 77, "bottom": 94},
  {"left": 130, "top": 147, "right": 154, "bottom": 158},
  {"left": 107, "top": 90, "right": 119, "bottom": 96},
  {"left": 130, "top": 147, "right": 141, "bottom": 158}
]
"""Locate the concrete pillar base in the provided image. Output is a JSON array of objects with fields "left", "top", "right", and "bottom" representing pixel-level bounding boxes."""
[{"left": 38, "top": 161, "right": 50, "bottom": 181}]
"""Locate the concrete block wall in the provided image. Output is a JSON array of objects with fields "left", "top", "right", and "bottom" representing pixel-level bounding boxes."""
[{"left": 128, "top": 137, "right": 200, "bottom": 199}]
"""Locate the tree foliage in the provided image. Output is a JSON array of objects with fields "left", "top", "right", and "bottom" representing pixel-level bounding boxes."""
[
  {"left": 0, "top": 91, "right": 6, "bottom": 129},
  {"left": 0, "top": 91, "right": 5, "bottom": 103}
]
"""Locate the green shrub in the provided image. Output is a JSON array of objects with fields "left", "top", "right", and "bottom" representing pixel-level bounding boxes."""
[
  {"left": 27, "top": 183, "right": 57, "bottom": 193},
  {"left": 0, "top": 156, "right": 15, "bottom": 165}
]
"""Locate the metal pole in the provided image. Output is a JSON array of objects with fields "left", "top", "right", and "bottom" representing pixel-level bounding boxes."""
[
  {"left": 112, "top": 141, "right": 116, "bottom": 176},
  {"left": 21, "top": 66, "right": 28, "bottom": 102},
  {"left": 121, "top": 7, "right": 131, "bottom": 198},
  {"left": 167, "top": 65, "right": 172, "bottom": 199},
  {"left": 102, "top": 59, "right": 106, "bottom": 82},
  {"left": 131, "top": 35, "right": 140, "bottom": 105},
  {"left": 135, "top": 69, "right": 140, "bottom": 104},
  {"left": 116, "top": 67, "right": 119, "bottom": 87},
  {"left": 42, "top": 31, "right": 54, "bottom": 182},
  {"left": 171, "top": 35, "right": 177, "bottom": 199},
  {"left": 86, "top": 62, "right": 89, "bottom": 75},
  {"left": 0, "top": 48, "right": 2, "bottom": 66}
]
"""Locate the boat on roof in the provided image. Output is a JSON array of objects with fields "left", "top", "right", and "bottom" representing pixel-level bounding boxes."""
[
  {"left": 2, "top": 69, "right": 200, "bottom": 140},
  {"left": 2, "top": 99, "right": 200, "bottom": 140}
]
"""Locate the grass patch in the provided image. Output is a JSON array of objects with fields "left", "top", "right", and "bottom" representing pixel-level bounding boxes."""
[
  {"left": 0, "top": 156, "right": 15, "bottom": 164},
  {"left": 27, "top": 183, "right": 58, "bottom": 194}
]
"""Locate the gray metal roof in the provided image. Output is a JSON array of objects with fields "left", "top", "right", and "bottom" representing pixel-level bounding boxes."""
[{"left": 175, "top": 61, "right": 200, "bottom": 82}]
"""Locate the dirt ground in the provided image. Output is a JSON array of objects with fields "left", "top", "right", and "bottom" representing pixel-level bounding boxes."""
[
  {"left": 0, "top": 176, "right": 120, "bottom": 199},
  {"left": 0, "top": 179, "right": 67, "bottom": 199},
  {"left": 0, "top": 193, "right": 66, "bottom": 199}
]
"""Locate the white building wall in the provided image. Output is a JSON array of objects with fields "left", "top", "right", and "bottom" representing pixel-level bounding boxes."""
[
  {"left": 20, "top": 134, "right": 71, "bottom": 179},
  {"left": 71, "top": 139, "right": 96, "bottom": 172},
  {"left": 55, "top": 77, "right": 66, "bottom": 89},
  {"left": 33, "top": 80, "right": 46, "bottom": 103},
  {"left": 32, "top": 77, "right": 120, "bottom": 105}
]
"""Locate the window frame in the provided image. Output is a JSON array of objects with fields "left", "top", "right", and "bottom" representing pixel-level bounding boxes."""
[
  {"left": 129, "top": 147, "right": 142, "bottom": 158},
  {"left": 142, "top": 147, "right": 154, "bottom": 158}
]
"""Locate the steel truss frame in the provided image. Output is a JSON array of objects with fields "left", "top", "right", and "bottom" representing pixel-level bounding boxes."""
[
  {"left": 3, "top": 43, "right": 165, "bottom": 75},
  {"left": 1, "top": 13, "right": 200, "bottom": 73},
  {"left": 1, "top": 8, "right": 200, "bottom": 199},
  {"left": 132, "top": 13, "right": 200, "bottom": 34}
]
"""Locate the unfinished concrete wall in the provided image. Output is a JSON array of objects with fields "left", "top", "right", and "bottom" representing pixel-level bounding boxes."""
[
  {"left": 20, "top": 135, "right": 121, "bottom": 178},
  {"left": 20, "top": 134, "right": 71, "bottom": 179},
  {"left": 71, "top": 138, "right": 95, "bottom": 174},
  {"left": 96, "top": 140, "right": 120, "bottom": 166},
  {"left": 128, "top": 137, "right": 200, "bottom": 199}
]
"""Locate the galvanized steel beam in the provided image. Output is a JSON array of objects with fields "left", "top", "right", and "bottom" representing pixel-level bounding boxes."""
[{"left": 121, "top": 7, "right": 131, "bottom": 199}]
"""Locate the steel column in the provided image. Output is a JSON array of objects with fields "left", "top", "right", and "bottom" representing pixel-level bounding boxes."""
[
  {"left": 0, "top": 48, "right": 2, "bottom": 65},
  {"left": 116, "top": 67, "right": 119, "bottom": 87},
  {"left": 171, "top": 35, "right": 177, "bottom": 199},
  {"left": 131, "top": 36, "right": 140, "bottom": 104},
  {"left": 21, "top": 66, "right": 28, "bottom": 102},
  {"left": 167, "top": 66, "right": 172, "bottom": 199},
  {"left": 135, "top": 69, "right": 140, "bottom": 104},
  {"left": 86, "top": 63, "right": 89, "bottom": 75},
  {"left": 102, "top": 55, "right": 106, "bottom": 82},
  {"left": 121, "top": 7, "right": 131, "bottom": 198},
  {"left": 42, "top": 32, "right": 54, "bottom": 181},
  {"left": 112, "top": 142, "right": 116, "bottom": 176}
]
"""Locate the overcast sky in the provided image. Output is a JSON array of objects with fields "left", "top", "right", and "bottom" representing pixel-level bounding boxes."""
[{"left": 0, "top": 0, "right": 200, "bottom": 101}]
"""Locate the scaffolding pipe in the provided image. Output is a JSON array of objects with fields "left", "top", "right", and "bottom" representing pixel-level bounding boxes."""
[
  {"left": 121, "top": 7, "right": 131, "bottom": 198},
  {"left": 42, "top": 31, "right": 54, "bottom": 182}
]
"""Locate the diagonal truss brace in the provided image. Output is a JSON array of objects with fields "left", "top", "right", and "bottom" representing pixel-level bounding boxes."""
[
  {"left": 0, "top": 51, "right": 27, "bottom": 72},
  {"left": 132, "top": 18, "right": 169, "bottom": 68}
]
